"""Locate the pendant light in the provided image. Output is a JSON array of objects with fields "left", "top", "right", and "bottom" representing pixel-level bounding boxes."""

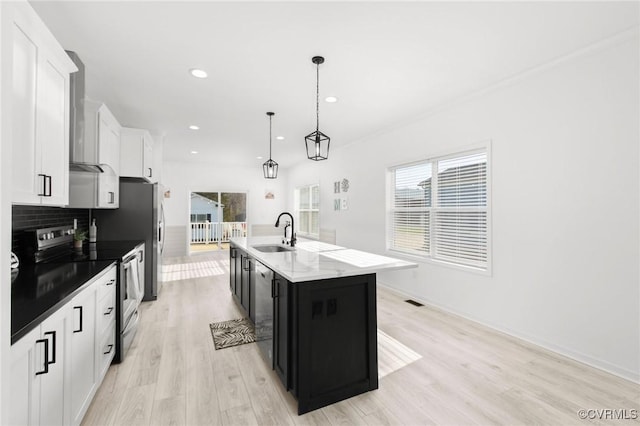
[
  {"left": 304, "top": 56, "right": 330, "bottom": 161},
  {"left": 263, "top": 112, "right": 278, "bottom": 179}
]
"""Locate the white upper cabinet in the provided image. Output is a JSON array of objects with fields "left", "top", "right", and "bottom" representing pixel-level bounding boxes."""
[
  {"left": 97, "top": 105, "right": 121, "bottom": 174},
  {"left": 6, "top": 2, "right": 77, "bottom": 206},
  {"left": 73, "top": 99, "right": 121, "bottom": 172},
  {"left": 68, "top": 99, "right": 121, "bottom": 209},
  {"left": 120, "top": 127, "right": 155, "bottom": 182}
]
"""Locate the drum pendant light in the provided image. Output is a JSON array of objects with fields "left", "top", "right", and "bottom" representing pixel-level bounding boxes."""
[
  {"left": 304, "top": 56, "right": 330, "bottom": 161},
  {"left": 263, "top": 112, "right": 278, "bottom": 179}
]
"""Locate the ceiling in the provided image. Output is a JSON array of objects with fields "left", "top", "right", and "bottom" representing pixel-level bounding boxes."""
[{"left": 30, "top": 1, "right": 639, "bottom": 171}]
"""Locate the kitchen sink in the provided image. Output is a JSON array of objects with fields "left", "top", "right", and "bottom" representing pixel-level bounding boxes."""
[{"left": 252, "top": 244, "right": 294, "bottom": 253}]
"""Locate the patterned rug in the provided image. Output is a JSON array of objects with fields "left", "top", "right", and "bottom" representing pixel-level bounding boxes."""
[{"left": 209, "top": 318, "right": 256, "bottom": 350}]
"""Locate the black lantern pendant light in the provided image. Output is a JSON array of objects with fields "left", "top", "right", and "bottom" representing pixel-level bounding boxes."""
[
  {"left": 304, "top": 56, "right": 330, "bottom": 161},
  {"left": 263, "top": 112, "right": 278, "bottom": 179}
]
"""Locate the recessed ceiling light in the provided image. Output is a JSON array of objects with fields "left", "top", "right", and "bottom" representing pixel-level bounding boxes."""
[
  {"left": 189, "top": 125, "right": 200, "bottom": 130},
  {"left": 189, "top": 68, "right": 208, "bottom": 78},
  {"left": 325, "top": 96, "right": 338, "bottom": 103},
  {"left": 276, "top": 136, "right": 285, "bottom": 140},
  {"left": 190, "top": 151, "right": 198, "bottom": 154},
  {"left": 257, "top": 156, "right": 263, "bottom": 160}
]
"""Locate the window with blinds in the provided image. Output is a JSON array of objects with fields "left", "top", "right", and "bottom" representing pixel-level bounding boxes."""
[
  {"left": 295, "top": 184, "right": 320, "bottom": 238},
  {"left": 389, "top": 149, "right": 489, "bottom": 270}
]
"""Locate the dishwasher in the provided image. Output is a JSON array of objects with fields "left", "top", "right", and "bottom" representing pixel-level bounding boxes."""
[{"left": 254, "top": 260, "right": 274, "bottom": 366}]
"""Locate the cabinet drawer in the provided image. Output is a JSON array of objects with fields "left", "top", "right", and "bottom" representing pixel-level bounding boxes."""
[
  {"left": 97, "top": 322, "right": 115, "bottom": 380},
  {"left": 97, "top": 291, "right": 116, "bottom": 337},
  {"left": 96, "top": 266, "right": 117, "bottom": 301}
]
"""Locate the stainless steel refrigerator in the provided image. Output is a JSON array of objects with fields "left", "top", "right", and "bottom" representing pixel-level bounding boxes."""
[{"left": 94, "top": 178, "right": 165, "bottom": 301}]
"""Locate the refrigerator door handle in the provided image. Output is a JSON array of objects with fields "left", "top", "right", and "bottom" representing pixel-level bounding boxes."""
[{"left": 159, "top": 203, "right": 166, "bottom": 254}]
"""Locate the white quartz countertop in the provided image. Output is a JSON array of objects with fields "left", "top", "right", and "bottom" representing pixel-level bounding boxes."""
[{"left": 230, "top": 236, "right": 417, "bottom": 283}]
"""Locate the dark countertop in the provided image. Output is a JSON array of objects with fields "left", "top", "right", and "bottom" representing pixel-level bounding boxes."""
[
  {"left": 11, "top": 260, "right": 116, "bottom": 344},
  {"left": 73, "top": 240, "right": 144, "bottom": 261}
]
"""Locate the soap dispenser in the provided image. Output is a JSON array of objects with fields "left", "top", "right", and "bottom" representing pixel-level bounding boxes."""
[{"left": 89, "top": 219, "right": 97, "bottom": 243}]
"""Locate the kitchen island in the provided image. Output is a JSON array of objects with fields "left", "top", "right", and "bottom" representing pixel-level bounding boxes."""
[{"left": 229, "top": 237, "right": 416, "bottom": 414}]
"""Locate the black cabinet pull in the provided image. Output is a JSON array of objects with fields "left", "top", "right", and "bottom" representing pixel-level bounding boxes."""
[
  {"left": 37, "top": 174, "right": 47, "bottom": 196},
  {"left": 103, "top": 344, "right": 114, "bottom": 355},
  {"left": 104, "top": 307, "right": 114, "bottom": 315},
  {"left": 73, "top": 306, "right": 83, "bottom": 333},
  {"left": 138, "top": 250, "right": 144, "bottom": 263},
  {"left": 43, "top": 331, "right": 56, "bottom": 365},
  {"left": 148, "top": 167, "right": 153, "bottom": 178},
  {"left": 109, "top": 191, "right": 115, "bottom": 204},
  {"left": 106, "top": 279, "right": 115, "bottom": 286},
  {"left": 46, "top": 175, "right": 52, "bottom": 197},
  {"left": 35, "top": 338, "right": 49, "bottom": 375}
]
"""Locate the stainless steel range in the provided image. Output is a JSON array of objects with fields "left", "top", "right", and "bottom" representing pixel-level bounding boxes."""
[{"left": 21, "top": 225, "right": 145, "bottom": 362}]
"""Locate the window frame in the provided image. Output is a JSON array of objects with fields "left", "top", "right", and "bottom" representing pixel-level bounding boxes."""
[
  {"left": 387, "top": 144, "right": 492, "bottom": 275},
  {"left": 295, "top": 183, "right": 320, "bottom": 239}
]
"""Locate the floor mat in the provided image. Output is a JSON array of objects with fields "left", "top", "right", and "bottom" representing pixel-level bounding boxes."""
[{"left": 209, "top": 318, "right": 256, "bottom": 350}]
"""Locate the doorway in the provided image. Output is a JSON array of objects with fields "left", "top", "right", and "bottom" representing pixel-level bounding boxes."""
[{"left": 189, "top": 191, "right": 247, "bottom": 253}]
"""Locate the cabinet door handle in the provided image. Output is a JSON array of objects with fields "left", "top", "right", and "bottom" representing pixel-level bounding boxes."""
[
  {"left": 106, "top": 279, "right": 115, "bottom": 286},
  {"left": 148, "top": 168, "right": 153, "bottom": 178},
  {"left": 138, "top": 250, "right": 144, "bottom": 263},
  {"left": 230, "top": 249, "right": 236, "bottom": 259},
  {"left": 104, "top": 307, "right": 114, "bottom": 316},
  {"left": 73, "top": 306, "right": 83, "bottom": 333},
  {"left": 37, "top": 174, "right": 47, "bottom": 196},
  {"left": 46, "top": 175, "right": 52, "bottom": 197},
  {"left": 43, "top": 331, "right": 56, "bottom": 365},
  {"left": 103, "top": 344, "right": 114, "bottom": 355},
  {"left": 109, "top": 191, "right": 115, "bottom": 204},
  {"left": 35, "top": 338, "right": 49, "bottom": 375}
]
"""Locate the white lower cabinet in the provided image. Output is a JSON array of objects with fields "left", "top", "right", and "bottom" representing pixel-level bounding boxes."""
[
  {"left": 68, "top": 283, "right": 98, "bottom": 425},
  {"left": 9, "top": 264, "right": 117, "bottom": 426},
  {"left": 9, "top": 305, "right": 69, "bottom": 426},
  {"left": 96, "top": 272, "right": 117, "bottom": 383}
]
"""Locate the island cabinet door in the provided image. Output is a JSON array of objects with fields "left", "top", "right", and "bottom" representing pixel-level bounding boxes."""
[
  {"left": 294, "top": 273, "right": 379, "bottom": 415},
  {"left": 229, "top": 246, "right": 243, "bottom": 303},
  {"left": 229, "top": 246, "right": 238, "bottom": 293},
  {"left": 273, "top": 274, "right": 289, "bottom": 388},
  {"left": 240, "top": 254, "right": 251, "bottom": 313}
]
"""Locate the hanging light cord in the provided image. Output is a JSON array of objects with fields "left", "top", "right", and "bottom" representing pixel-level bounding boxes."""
[
  {"left": 315, "top": 61, "right": 320, "bottom": 132},
  {"left": 269, "top": 114, "right": 273, "bottom": 159}
]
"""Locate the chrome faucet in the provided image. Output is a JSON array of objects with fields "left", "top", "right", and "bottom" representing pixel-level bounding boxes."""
[{"left": 275, "top": 212, "right": 296, "bottom": 247}]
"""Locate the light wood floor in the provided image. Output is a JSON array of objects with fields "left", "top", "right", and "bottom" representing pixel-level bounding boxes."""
[{"left": 82, "top": 251, "right": 639, "bottom": 426}]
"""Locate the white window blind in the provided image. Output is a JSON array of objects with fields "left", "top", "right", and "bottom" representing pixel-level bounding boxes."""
[
  {"left": 390, "top": 150, "right": 488, "bottom": 270},
  {"left": 390, "top": 162, "right": 431, "bottom": 256},
  {"left": 296, "top": 184, "right": 320, "bottom": 238}
]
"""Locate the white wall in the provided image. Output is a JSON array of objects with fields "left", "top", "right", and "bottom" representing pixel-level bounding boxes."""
[
  {"left": 0, "top": 3, "right": 10, "bottom": 422},
  {"left": 287, "top": 34, "right": 639, "bottom": 381},
  {"left": 161, "top": 160, "right": 287, "bottom": 256}
]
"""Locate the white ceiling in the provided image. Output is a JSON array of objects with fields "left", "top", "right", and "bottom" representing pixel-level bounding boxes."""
[{"left": 30, "top": 1, "right": 639, "bottom": 170}]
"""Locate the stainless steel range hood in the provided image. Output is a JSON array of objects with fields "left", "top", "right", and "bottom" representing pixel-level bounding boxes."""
[{"left": 67, "top": 50, "right": 104, "bottom": 173}]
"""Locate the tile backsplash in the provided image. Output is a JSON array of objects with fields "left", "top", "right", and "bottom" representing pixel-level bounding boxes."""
[{"left": 11, "top": 205, "right": 90, "bottom": 251}]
